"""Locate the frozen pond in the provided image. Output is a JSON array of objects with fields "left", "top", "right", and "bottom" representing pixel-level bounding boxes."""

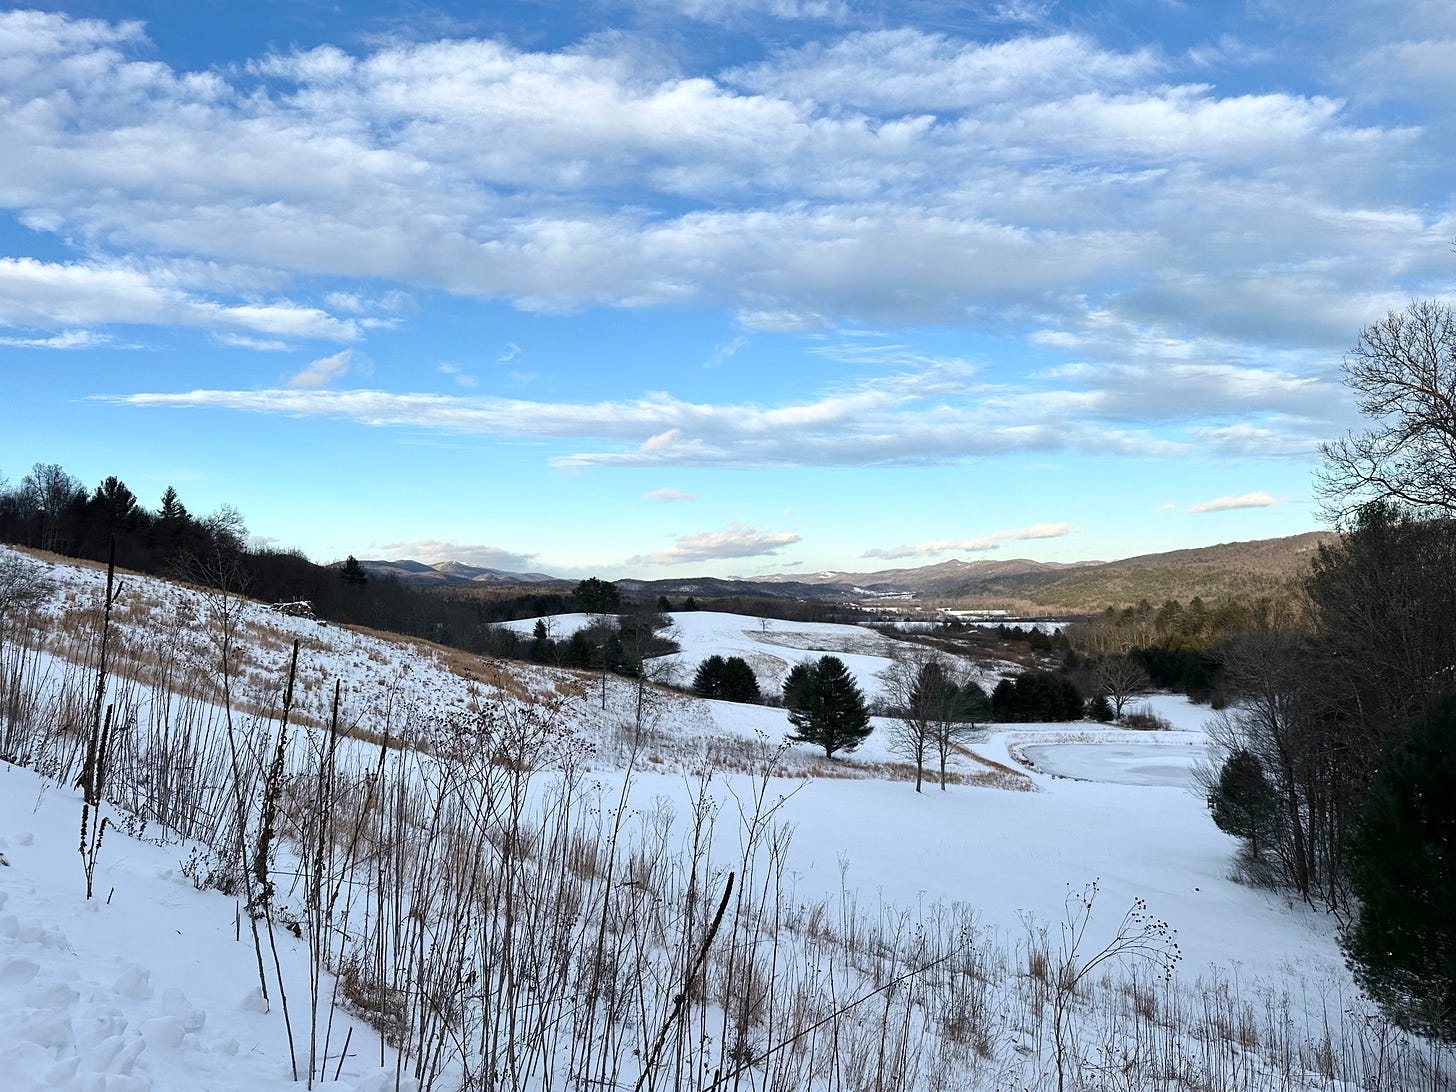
[{"left": 1019, "top": 741, "right": 1206, "bottom": 788}]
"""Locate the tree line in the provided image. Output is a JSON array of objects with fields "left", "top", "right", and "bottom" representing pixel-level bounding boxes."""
[{"left": 1201, "top": 297, "right": 1456, "bottom": 1042}]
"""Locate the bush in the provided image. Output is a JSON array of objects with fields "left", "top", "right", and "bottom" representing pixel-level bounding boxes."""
[{"left": 1120, "top": 704, "right": 1172, "bottom": 731}]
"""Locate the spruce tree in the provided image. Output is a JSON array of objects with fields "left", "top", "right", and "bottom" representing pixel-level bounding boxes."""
[{"left": 1342, "top": 695, "right": 1456, "bottom": 1041}]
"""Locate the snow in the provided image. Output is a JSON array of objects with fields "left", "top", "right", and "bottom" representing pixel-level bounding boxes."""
[
  {"left": 0, "top": 764, "right": 396, "bottom": 1092},
  {"left": 504, "top": 609, "right": 1005, "bottom": 700},
  {"left": 4, "top": 545, "right": 1443, "bottom": 1090},
  {"left": 1017, "top": 741, "right": 1204, "bottom": 787}
]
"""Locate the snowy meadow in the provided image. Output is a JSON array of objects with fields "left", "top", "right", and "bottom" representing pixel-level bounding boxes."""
[{"left": 1, "top": 545, "right": 1451, "bottom": 1091}]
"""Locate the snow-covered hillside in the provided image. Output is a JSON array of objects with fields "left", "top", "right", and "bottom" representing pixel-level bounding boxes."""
[{"left": 3, "top": 546, "right": 1449, "bottom": 1091}]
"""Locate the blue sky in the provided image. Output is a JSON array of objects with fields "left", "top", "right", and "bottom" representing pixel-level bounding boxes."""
[{"left": 1, "top": 1, "right": 1452, "bottom": 579}]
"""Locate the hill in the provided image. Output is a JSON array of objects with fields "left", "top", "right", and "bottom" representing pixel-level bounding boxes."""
[{"left": 380, "top": 531, "right": 1335, "bottom": 613}]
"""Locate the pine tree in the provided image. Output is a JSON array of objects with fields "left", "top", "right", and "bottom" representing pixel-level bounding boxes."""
[
  {"left": 340, "top": 555, "right": 369, "bottom": 587},
  {"left": 1342, "top": 695, "right": 1456, "bottom": 1041},
  {"left": 693, "top": 655, "right": 728, "bottom": 698},
  {"left": 784, "top": 655, "right": 871, "bottom": 758},
  {"left": 1207, "top": 749, "right": 1278, "bottom": 860},
  {"left": 720, "top": 656, "right": 761, "bottom": 703}
]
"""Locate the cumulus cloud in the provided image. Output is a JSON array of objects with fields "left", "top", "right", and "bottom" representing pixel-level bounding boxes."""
[
  {"left": 1187, "top": 491, "right": 1280, "bottom": 514},
  {"left": 0, "top": 9, "right": 1433, "bottom": 352},
  {"left": 642, "top": 488, "right": 697, "bottom": 501},
  {"left": 375, "top": 539, "right": 539, "bottom": 570},
  {"left": 627, "top": 523, "right": 800, "bottom": 566},
  {"left": 289, "top": 350, "right": 354, "bottom": 389},
  {"left": 863, "top": 522, "right": 1072, "bottom": 560}
]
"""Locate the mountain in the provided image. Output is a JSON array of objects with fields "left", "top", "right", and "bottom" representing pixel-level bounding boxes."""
[
  {"left": 368, "top": 530, "right": 1335, "bottom": 611},
  {"left": 360, "top": 558, "right": 564, "bottom": 586}
]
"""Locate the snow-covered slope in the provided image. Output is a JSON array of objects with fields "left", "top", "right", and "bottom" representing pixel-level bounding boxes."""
[{"left": 4, "top": 546, "right": 1449, "bottom": 1091}]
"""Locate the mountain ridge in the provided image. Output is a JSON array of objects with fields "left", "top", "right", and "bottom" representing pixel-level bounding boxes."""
[{"left": 364, "top": 530, "right": 1336, "bottom": 611}]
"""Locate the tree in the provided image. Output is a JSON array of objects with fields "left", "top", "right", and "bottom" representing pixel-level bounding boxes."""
[
  {"left": 719, "top": 656, "right": 761, "bottom": 703},
  {"left": 880, "top": 654, "right": 974, "bottom": 792},
  {"left": 693, "top": 655, "right": 728, "bottom": 698},
  {"left": 991, "top": 670, "right": 1084, "bottom": 722},
  {"left": 1342, "top": 695, "right": 1456, "bottom": 1041},
  {"left": 22, "top": 462, "right": 84, "bottom": 552},
  {"left": 90, "top": 476, "right": 140, "bottom": 531},
  {"left": 1207, "top": 749, "right": 1278, "bottom": 861},
  {"left": 1317, "top": 299, "right": 1456, "bottom": 518},
  {"left": 340, "top": 555, "right": 369, "bottom": 587},
  {"left": 573, "top": 577, "right": 620, "bottom": 614},
  {"left": 784, "top": 655, "right": 871, "bottom": 758},
  {"left": 694, "top": 655, "right": 761, "bottom": 703},
  {"left": 1097, "top": 655, "right": 1151, "bottom": 720},
  {"left": 529, "top": 619, "right": 552, "bottom": 662},
  {"left": 0, "top": 550, "right": 53, "bottom": 652}
]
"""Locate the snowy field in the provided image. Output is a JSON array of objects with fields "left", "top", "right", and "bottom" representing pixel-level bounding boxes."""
[
  {"left": 4, "top": 546, "right": 1446, "bottom": 1090},
  {"left": 504, "top": 609, "right": 1012, "bottom": 700}
]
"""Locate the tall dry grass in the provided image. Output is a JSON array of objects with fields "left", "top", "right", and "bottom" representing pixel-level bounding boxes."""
[{"left": 0, "top": 556, "right": 1452, "bottom": 1091}]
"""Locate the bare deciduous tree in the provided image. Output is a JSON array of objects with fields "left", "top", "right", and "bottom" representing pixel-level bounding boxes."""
[
  {"left": 1096, "top": 656, "right": 1150, "bottom": 720},
  {"left": 0, "top": 551, "right": 53, "bottom": 651},
  {"left": 881, "top": 652, "right": 979, "bottom": 792},
  {"left": 1318, "top": 298, "right": 1456, "bottom": 518}
]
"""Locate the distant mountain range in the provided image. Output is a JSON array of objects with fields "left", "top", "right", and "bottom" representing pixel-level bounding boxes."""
[
  {"left": 359, "top": 559, "right": 563, "bottom": 586},
  {"left": 363, "top": 530, "right": 1336, "bottom": 611}
]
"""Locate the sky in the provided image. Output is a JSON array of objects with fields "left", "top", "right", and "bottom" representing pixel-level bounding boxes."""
[{"left": 0, "top": 1, "right": 1452, "bottom": 579}]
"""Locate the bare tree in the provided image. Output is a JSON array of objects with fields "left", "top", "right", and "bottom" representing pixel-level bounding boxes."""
[
  {"left": 880, "top": 652, "right": 978, "bottom": 792},
  {"left": 1097, "top": 655, "right": 1151, "bottom": 720},
  {"left": 0, "top": 550, "right": 54, "bottom": 652},
  {"left": 1318, "top": 298, "right": 1456, "bottom": 518},
  {"left": 22, "top": 462, "right": 84, "bottom": 553}
]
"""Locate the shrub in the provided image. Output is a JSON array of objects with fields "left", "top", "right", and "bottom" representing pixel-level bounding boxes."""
[{"left": 1342, "top": 694, "right": 1456, "bottom": 1042}]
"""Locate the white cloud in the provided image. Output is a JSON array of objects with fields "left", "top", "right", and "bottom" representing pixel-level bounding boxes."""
[
  {"left": 94, "top": 357, "right": 1280, "bottom": 468},
  {"left": 863, "top": 522, "right": 1072, "bottom": 560},
  {"left": 438, "top": 362, "right": 478, "bottom": 387},
  {"left": 215, "top": 333, "right": 291, "bottom": 352},
  {"left": 0, "top": 257, "right": 358, "bottom": 341},
  {"left": 641, "top": 488, "right": 697, "bottom": 502},
  {"left": 0, "top": 329, "right": 108, "bottom": 349},
  {"left": 706, "top": 335, "right": 747, "bottom": 367},
  {"left": 497, "top": 342, "right": 521, "bottom": 363},
  {"left": 0, "top": 10, "right": 1432, "bottom": 350},
  {"left": 289, "top": 350, "right": 354, "bottom": 389},
  {"left": 627, "top": 523, "right": 800, "bottom": 566},
  {"left": 1187, "top": 491, "right": 1280, "bottom": 514}
]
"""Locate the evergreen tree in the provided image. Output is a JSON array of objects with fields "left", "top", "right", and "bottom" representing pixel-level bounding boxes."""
[
  {"left": 530, "top": 619, "right": 552, "bottom": 663},
  {"left": 693, "top": 655, "right": 728, "bottom": 698},
  {"left": 573, "top": 577, "right": 620, "bottom": 614},
  {"left": 1207, "top": 749, "right": 1278, "bottom": 860},
  {"left": 694, "top": 654, "right": 761, "bottom": 703},
  {"left": 784, "top": 655, "right": 871, "bottom": 758},
  {"left": 1342, "top": 695, "right": 1456, "bottom": 1041},
  {"left": 340, "top": 555, "right": 369, "bottom": 586},
  {"left": 720, "top": 656, "right": 761, "bottom": 703}
]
